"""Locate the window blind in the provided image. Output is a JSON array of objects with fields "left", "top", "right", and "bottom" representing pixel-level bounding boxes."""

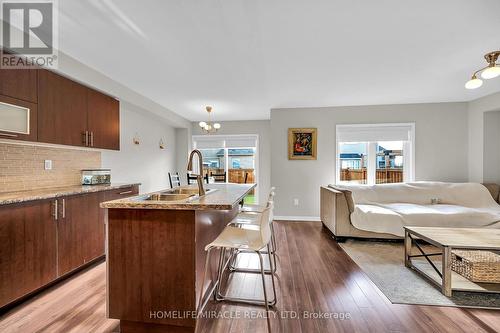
[
  {"left": 336, "top": 124, "right": 413, "bottom": 142},
  {"left": 193, "top": 135, "right": 257, "bottom": 149}
]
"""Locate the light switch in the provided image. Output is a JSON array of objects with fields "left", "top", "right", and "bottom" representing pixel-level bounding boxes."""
[{"left": 44, "top": 160, "right": 52, "bottom": 170}]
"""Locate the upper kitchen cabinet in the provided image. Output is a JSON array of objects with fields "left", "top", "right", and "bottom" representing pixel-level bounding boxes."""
[
  {"left": 37, "top": 69, "right": 88, "bottom": 147},
  {"left": 0, "top": 94, "right": 38, "bottom": 142},
  {"left": 0, "top": 67, "right": 38, "bottom": 103},
  {"left": 0, "top": 65, "right": 38, "bottom": 142},
  {"left": 87, "top": 88, "right": 120, "bottom": 150},
  {"left": 37, "top": 69, "right": 120, "bottom": 150}
]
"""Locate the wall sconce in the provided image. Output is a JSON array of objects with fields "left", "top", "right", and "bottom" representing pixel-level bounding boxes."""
[
  {"left": 159, "top": 138, "right": 165, "bottom": 149},
  {"left": 133, "top": 133, "right": 140, "bottom": 145}
]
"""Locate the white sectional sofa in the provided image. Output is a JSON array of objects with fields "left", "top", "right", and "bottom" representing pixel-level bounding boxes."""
[{"left": 320, "top": 182, "right": 500, "bottom": 240}]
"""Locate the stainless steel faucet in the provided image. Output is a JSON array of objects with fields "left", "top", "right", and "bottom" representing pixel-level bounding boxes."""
[{"left": 187, "top": 149, "right": 206, "bottom": 196}]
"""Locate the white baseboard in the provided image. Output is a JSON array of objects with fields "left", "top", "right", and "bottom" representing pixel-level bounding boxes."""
[{"left": 273, "top": 216, "right": 321, "bottom": 222}]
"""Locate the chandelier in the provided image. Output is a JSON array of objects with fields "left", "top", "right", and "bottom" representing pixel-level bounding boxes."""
[
  {"left": 465, "top": 51, "right": 500, "bottom": 89},
  {"left": 198, "top": 106, "right": 221, "bottom": 134}
]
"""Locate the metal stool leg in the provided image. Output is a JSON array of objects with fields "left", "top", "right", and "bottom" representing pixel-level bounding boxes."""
[
  {"left": 213, "top": 247, "right": 226, "bottom": 300},
  {"left": 267, "top": 244, "right": 277, "bottom": 304},
  {"left": 257, "top": 250, "right": 272, "bottom": 332},
  {"left": 215, "top": 247, "right": 227, "bottom": 300},
  {"left": 197, "top": 247, "right": 214, "bottom": 316}
]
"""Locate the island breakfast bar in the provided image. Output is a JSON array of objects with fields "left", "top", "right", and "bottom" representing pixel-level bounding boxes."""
[{"left": 101, "top": 183, "right": 256, "bottom": 333}]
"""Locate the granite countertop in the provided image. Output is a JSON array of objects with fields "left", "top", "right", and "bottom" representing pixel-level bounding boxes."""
[
  {"left": 0, "top": 183, "right": 141, "bottom": 206},
  {"left": 100, "top": 183, "right": 256, "bottom": 210}
]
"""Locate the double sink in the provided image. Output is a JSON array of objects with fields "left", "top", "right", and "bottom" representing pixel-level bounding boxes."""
[{"left": 141, "top": 187, "right": 215, "bottom": 202}]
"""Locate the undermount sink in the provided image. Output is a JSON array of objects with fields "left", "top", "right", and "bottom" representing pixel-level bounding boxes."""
[
  {"left": 145, "top": 193, "right": 193, "bottom": 201},
  {"left": 141, "top": 188, "right": 215, "bottom": 202},
  {"left": 162, "top": 188, "right": 214, "bottom": 196}
]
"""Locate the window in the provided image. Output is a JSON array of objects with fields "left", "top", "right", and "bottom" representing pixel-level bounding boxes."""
[
  {"left": 336, "top": 123, "right": 414, "bottom": 185},
  {"left": 193, "top": 135, "right": 258, "bottom": 203},
  {"left": 339, "top": 142, "right": 368, "bottom": 184}
]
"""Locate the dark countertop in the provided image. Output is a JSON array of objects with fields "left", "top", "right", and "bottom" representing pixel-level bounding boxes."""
[
  {"left": 0, "top": 183, "right": 141, "bottom": 206},
  {"left": 100, "top": 183, "right": 256, "bottom": 210}
]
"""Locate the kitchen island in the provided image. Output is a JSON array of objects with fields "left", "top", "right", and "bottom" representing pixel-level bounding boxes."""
[{"left": 101, "top": 183, "right": 256, "bottom": 333}]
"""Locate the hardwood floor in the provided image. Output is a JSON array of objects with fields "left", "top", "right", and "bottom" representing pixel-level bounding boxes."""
[{"left": 1, "top": 221, "right": 498, "bottom": 333}]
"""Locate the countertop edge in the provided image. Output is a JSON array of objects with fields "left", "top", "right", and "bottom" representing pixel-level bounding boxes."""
[
  {"left": 101, "top": 183, "right": 256, "bottom": 210},
  {"left": 0, "top": 183, "right": 141, "bottom": 206}
]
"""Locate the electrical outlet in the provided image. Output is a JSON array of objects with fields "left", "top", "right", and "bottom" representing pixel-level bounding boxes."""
[
  {"left": 44, "top": 160, "right": 52, "bottom": 170},
  {"left": 293, "top": 198, "right": 299, "bottom": 206}
]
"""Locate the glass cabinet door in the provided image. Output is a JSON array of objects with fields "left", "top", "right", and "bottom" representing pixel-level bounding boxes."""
[
  {"left": 0, "top": 101, "right": 30, "bottom": 134},
  {"left": 0, "top": 95, "right": 37, "bottom": 142}
]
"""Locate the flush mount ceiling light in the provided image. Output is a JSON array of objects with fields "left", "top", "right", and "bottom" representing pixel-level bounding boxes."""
[
  {"left": 465, "top": 51, "right": 500, "bottom": 89},
  {"left": 198, "top": 106, "right": 221, "bottom": 134}
]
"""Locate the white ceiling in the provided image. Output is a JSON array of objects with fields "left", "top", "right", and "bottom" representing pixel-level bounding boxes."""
[{"left": 58, "top": 0, "right": 500, "bottom": 121}]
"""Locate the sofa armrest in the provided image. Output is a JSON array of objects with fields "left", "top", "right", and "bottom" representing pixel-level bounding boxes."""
[{"left": 320, "top": 186, "right": 352, "bottom": 236}]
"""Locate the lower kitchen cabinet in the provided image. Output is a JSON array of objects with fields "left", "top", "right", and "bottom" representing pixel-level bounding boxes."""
[
  {"left": 57, "top": 192, "right": 103, "bottom": 276},
  {"left": 0, "top": 186, "right": 139, "bottom": 309},
  {"left": 0, "top": 200, "right": 57, "bottom": 308}
]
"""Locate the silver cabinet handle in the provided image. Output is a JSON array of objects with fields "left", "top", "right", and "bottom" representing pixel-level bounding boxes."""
[
  {"left": 53, "top": 200, "right": 58, "bottom": 220},
  {"left": 90, "top": 131, "right": 94, "bottom": 147},
  {"left": 62, "top": 198, "right": 66, "bottom": 219},
  {"left": 0, "top": 132, "right": 18, "bottom": 138},
  {"left": 119, "top": 190, "right": 133, "bottom": 195},
  {"left": 82, "top": 131, "right": 88, "bottom": 146}
]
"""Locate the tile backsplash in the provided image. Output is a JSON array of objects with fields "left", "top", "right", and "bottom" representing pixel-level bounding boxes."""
[{"left": 0, "top": 142, "right": 101, "bottom": 193}]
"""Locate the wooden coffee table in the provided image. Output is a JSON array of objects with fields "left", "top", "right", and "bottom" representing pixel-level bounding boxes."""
[{"left": 404, "top": 226, "right": 500, "bottom": 296}]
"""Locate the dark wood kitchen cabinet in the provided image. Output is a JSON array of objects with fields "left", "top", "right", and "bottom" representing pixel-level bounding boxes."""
[
  {"left": 0, "top": 186, "right": 138, "bottom": 309},
  {"left": 57, "top": 192, "right": 103, "bottom": 276},
  {"left": 0, "top": 66, "right": 38, "bottom": 103},
  {"left": 37, "top": 69, "right": 120, "bottom": 150},
  {"left": 0, "top": 199, "right": 57, "bottom": 308},
  {"left": 37, "top": 69, "right": 88, "bottom": 147},
  {"left": 0, "top": 94, "right": 38, "bottom": 142},
  {"left": 87, "top": 88, "right": 120, "bottom": 150}
]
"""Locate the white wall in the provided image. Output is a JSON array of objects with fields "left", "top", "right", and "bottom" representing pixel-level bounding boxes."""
[
  {"left": 191, "top": 121, "right": 271, "bottom": 205},
  {"left": 483, "top": 111, "right": 500, "bottom": 183},
  {"left": 468, "top": 91, "right": 500, "bottom": 182},
  {"left": 101, "top": 102, "right": 176, "bottom": 193},
  {"left": 175, "top": 128, "right": 192, "bottom": 184},
  {"left": 271, "top": 102, "right": 469, "bottom": 219}
]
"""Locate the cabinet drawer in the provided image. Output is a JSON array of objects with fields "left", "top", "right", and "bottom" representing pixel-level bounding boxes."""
[{"left": 105, "top": 186, "right": 139, "bottom": 201}]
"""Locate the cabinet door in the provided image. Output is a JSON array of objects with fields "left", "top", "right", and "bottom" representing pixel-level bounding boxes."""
[
  {"left": 57, "top": 192, "right": 103, "bottom": 276},
  {"left": 0, "top": 94, "right": 38, "bottom": 142},
  {"left": 37, "top": 70, "right": 88, "bottom": 147},
  {"left": 87, "top": 88, "right": 120, "bottom": 150},
  {"left": 85, "top": 191, "right": 105, "bottom": 262},
  {"left": 0, "top": 67, "right": 38, "bottom": 103},
  {"left": 0, "top": 200, "right": 57, "bottom": 307}
]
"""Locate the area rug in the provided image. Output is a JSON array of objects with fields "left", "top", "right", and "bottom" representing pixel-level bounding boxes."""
[{"left": 339, "top": 240, "right": 500, "bottom": 309}]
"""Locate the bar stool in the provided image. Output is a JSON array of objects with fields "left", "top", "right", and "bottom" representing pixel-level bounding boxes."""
[
  {"left": 241, "top": 187, "right": 276, "bottom": 213},
  {"left": 197, "top": 206, "right": 276, "bottom": 332},
  {"left": 231, "top": 188, "right": 278, "bottom": 256}
]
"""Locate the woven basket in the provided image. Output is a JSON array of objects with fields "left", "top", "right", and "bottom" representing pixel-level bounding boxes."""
[{"left": 451, "top": 250, "right": 500, "bottom": 283}]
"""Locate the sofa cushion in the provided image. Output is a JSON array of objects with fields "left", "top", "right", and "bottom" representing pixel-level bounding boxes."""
[
  {"left": 328, "top": 184, "right": 355, "bottom": 213},
  {"left": 482, "top": 183, "right": 500, "bottom": 203}
]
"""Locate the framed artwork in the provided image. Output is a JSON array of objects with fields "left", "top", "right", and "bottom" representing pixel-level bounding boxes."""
[{"left": 288, "top": 128, "right": 317, "bottom": 160}]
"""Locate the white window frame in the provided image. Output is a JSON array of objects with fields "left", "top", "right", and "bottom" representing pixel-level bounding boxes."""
[{"left": 335, "top": 123, "right": 415, "bottom": 185}]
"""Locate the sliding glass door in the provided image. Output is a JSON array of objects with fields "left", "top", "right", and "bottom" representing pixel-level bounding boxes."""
[{"left": 193, "top": 135, "right": 258, "bottom": 203}]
